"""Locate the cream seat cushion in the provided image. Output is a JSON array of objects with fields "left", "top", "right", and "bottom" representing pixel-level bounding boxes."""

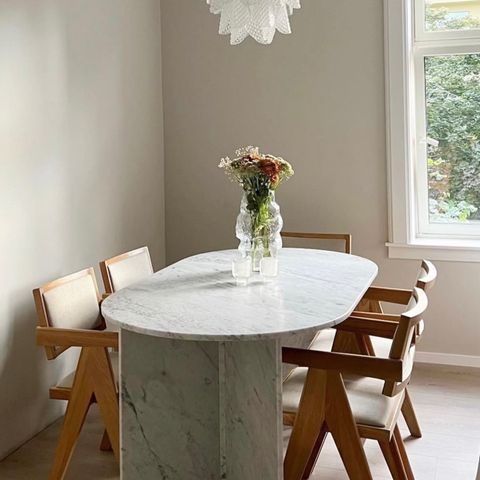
[
  {"left": 57, "top": 351, "right": 119, "bottom": 388},
  {"left": 282, "top": 366, "right": 405, "bottom": 429},
  {"left": 310, "top": 328, "right": 336, "bottom": 351},
  {"left": 371, "top": 336, "right": 392, "bottom": 357},
  {"left": 368, "top": 337, "right": 415, "bottom": 381}
]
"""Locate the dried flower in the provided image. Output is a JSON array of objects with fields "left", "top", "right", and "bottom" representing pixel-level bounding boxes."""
[{"left": 218, "top": 146, "right": 294, "bottom": 191}]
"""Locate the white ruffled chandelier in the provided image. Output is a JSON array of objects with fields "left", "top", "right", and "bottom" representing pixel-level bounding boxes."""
[{"left": 206, "top": 0, "right": 301, "bottom": 45}]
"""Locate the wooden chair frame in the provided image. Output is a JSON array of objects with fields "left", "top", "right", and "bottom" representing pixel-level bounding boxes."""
[
  {"left": 281, "top": 231, "right": 352, "bottom": 254},
  {"left": 99, "top": 246, "right": 152, "bottom": 295},
  {"left": 283, "top": 288, "right": 427, "bottom": 480},
  {"left": 33, "top": 269, "right": 119, "bottom": 480},
  {"left": 346, "top": 260, "right": 437, "bottom": 437}
]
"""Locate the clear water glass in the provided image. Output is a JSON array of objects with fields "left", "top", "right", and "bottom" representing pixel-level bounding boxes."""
[
  {"left": 260, "top": 256, "right": 278, "bottom": 281},
  {"left": 232, "top": 256, "right": 252, "bottom": 285}
]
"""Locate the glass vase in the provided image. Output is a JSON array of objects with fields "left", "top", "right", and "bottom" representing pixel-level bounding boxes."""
[{"left": 235, "top": 191, "right": 283, "bottom": 271}]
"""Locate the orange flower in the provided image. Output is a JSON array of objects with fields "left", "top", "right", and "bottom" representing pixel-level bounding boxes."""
[{"left": 258, "top": 159, "right": 281, "bottom": 180}]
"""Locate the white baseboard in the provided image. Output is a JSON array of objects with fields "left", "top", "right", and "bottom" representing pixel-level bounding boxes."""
[{"left": 416, "top": 351, "right": 480, "bottom": 368}]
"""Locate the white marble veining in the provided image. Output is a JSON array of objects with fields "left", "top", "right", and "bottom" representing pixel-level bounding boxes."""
[
  {"left": 102, "top": 248, "right": 378, "bottom": 341},
  {"left": 121, "top": 331, "right": 222, "bottom": 479},
  {"left": 220, "top": 339, "right": 283, "bottom": 479},
  {"left": 121, "top": 332, "right": 283, "bottom": 479}
]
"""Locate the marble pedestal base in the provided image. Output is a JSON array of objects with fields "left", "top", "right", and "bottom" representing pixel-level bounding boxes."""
[{"left": 121, "top": 330, "right": 283, "bottom": 479}]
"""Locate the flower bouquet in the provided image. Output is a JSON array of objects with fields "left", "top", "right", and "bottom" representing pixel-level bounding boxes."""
[{"left": 219, "top": 146, "right": 294, "bottom": 270}]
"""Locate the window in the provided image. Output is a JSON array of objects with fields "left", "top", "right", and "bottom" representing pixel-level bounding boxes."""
[
  {"left": 422, "top": 1, "right": 480, "bottom": 33},
  {"left": 385, "top": 0, "right": 480, "bottom": 261}
]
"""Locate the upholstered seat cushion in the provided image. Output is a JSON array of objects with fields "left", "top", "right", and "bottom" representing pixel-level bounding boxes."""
[
  {"left": 310, "top": 328, "right": 336, "bottom": 351},
  {"left": 282, "top": 366, "right": 405, "bottom": 428},
  {"left": 57, "top": 351, "right": 119, "bottom": 388},
  {"left": 371, "top": 336, "right": 391, "bottom": 357}
]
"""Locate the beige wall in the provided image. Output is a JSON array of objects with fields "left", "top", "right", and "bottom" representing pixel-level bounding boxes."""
[
  {"left": 0, "top": 0, "right": 164, "bottom": 458},
  {"left": 161, "top": 1, "right": 480, "bottom": 358}
]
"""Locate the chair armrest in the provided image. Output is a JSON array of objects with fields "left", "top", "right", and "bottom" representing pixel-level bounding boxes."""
[
  {"left": 417, "top": 260, "right": 437, "bottom": 290},
  {"left": 333, "top": 316, "right": 399, "bottom": 339},
  {"left": 37, "top": 327, "right": 118, "bottom": 348},
  {"left": 362, "top": 286, "right": 412, "bottom": 305},
  {"left": 282, "top": 347, "right": 403, "bottom": 382}
]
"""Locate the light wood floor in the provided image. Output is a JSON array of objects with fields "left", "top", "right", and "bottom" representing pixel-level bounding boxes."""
[{"left": 0, "top": 364, "right": 478, "bottom": 479}]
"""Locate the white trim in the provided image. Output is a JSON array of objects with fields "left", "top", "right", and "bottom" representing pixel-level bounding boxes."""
[
  {"left": 413, "top": 47, "right": 428, "bottom": 237},
  {"left": 416, "top": 351, "right": 480, "bottom": 368},
  {"left": 385, "top": 0, "right": 480, "bottom": 261},
  {"left": 385, "top": 0, "right": 415, "bottom": 245},
  {"left": 387, "top": 241, "right": 480, "bottom": 262}
]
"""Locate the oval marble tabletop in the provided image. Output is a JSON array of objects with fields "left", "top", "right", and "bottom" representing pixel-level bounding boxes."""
[{"left": 102, "top": 248, "right": 377, "bottom": 341}]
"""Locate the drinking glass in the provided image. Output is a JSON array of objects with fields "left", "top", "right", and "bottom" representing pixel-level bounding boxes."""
[
  {"left": 232, "top": 255, "right": 252, "bottom": 286},
  {"left": 260, "top": 256, "right": 278, "bottom": 281}
]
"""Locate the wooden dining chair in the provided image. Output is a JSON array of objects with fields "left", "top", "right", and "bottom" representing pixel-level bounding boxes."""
[
  {"left": 281, "top": 231, "right": 352, "bottom": 254},
  {"left": 282, "top": 286, "right": 428, "bottom": 480},
  {"left": 99, "top": 246, "right": 153, "bottom": 295},
  {"left": 325, "top": 260, "right": 437, "bottom": 439},
  {"left": 33, "top": 268, "right": 119, "bottom": 480}
]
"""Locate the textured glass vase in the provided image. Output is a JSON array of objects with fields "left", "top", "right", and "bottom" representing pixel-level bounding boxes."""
[{"left": 236, "top": 191, "right": 283, "bottom": 271}]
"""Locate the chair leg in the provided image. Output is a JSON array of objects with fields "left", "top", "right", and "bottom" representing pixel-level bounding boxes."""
[
  {"left": 402, "top": 389, "right": 422, "bottom": 438},
  {"left": 325, "top": 372, "right": 373, "bottom": 480},
  {"left": 355, "top": 298, "right": 384, "bottom": 314},
  {"left": 90, "top": 347, "right": 120, "bottom": 462},
  {"left": 302, "top": 424, "right": 328, "bottom": 479},
  {"left": 284, "top": 369, "right": 327, "bottom": 480},
  {"left": 369, "top": 299, "right": 384, "bottom": 313},
  {"left": 379, "top": 426, "right": 415, "bottom": 480},
  {"left": 49, "top": 350, "right": 93, "bottom": 480},
  {"left": 355, "top": 332, "right": 376, "bottom": 356},
  {"left": 99, "top": 429, "right": 112, "bottom": 451},
  {"left": 379, "top": 438, "right": 407, "bottom": 480},
  {"left": 332, "top": 331, "right": 362, "bottom": 354},
  {"left": 394, "top": 425, "right": 415, "bottom": 480},
  {"left": 332, "top": 330, "right": 375, "bottom": 356}
]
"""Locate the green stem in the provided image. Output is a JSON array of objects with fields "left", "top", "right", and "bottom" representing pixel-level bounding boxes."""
[{"left": 250, "top": 194, "right": 272, "bottom": 258}]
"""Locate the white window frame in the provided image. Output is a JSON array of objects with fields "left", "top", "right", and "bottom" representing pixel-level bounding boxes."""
[
  {"left": 415, "top": 44, "right": 480, "bottom": 239},
  {"left": 385, "top": 0, "right": 480, "bottom": 262}
]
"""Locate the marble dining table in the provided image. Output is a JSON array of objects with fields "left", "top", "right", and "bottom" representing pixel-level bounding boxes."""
[{"left": 102, "top": 248, "right": 378, "bottom": 480}]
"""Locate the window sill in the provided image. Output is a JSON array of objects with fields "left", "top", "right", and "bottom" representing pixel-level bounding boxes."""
[{"left": 387, "top": 239, "right": 480, "bottom": 262}]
